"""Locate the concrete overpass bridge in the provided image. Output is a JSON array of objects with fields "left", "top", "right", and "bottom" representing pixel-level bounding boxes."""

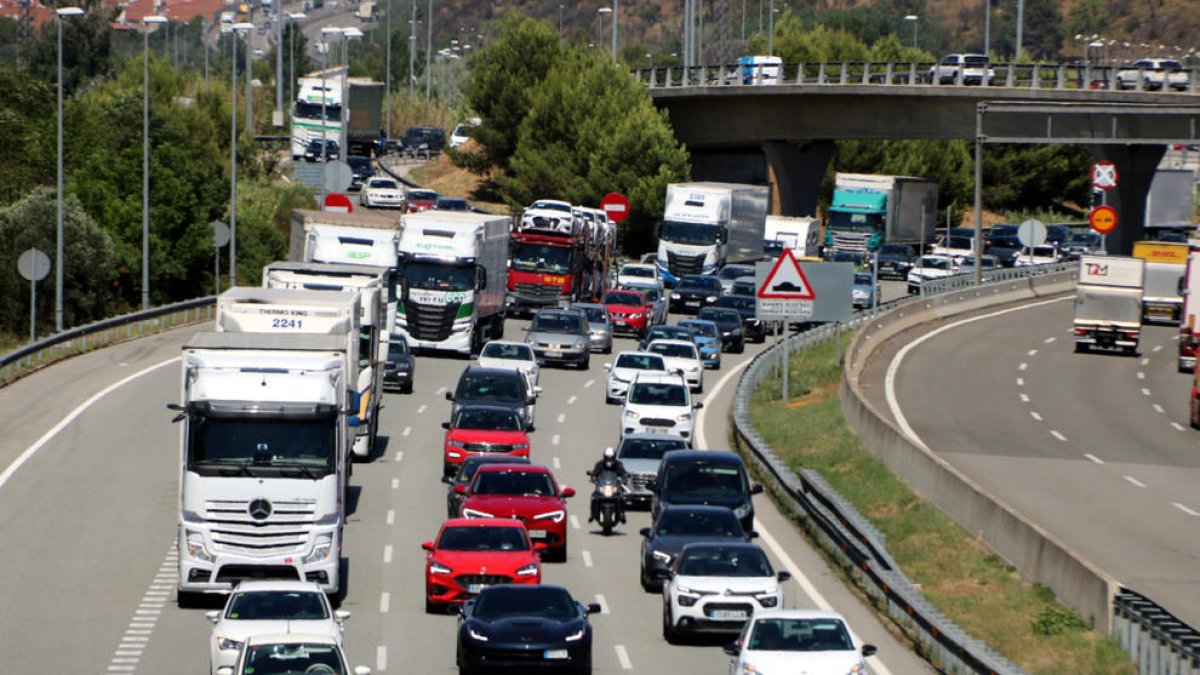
[{"left": 643, "top": 61, "right": 1200, "bottom": 252}]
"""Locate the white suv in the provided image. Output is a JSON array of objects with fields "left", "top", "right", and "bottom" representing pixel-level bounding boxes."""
[
  {"left": 617, "top": 263, "right": 662, "bottom": 292},
  {"left": 604, "top": 351, "right": 667, "bottom": 404},
  {"left": 621, "top": 372, "right": 701, "bottom": 443},
  {"left": 660, "top": 542, "right": 790, "bottom": 644},
  {"left": 928, "top": 53, "right": 994, "bottom": 85},
  {"left": 1116, "top": 59, "right": 1189, "bottom": 91},
  {"left": 645, "top": 338, "right": 704, "bottom": 393}
]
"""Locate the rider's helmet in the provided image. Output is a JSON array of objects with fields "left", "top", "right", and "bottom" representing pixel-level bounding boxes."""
[{"left": 603, "top": 447, "right": 615, "bottom": 460}]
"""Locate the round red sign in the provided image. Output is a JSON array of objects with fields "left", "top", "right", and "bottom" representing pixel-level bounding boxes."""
[
  {"left": 599, "top": 192, "right": 630, "bottom": 224},
  {"left": 1089, "top": 205, "right": 1118, "bottom": 234}
]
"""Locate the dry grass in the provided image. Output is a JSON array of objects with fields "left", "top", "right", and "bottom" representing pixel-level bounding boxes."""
[{"left": 408, "top": 151, "right": 510, "bottom": 215}]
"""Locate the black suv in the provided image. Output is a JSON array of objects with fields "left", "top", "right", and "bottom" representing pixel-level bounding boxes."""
[
  {"left": 669, "top": 275, "right": 723, "bottom": 314},
  {"left": 345, "top": 155, "right": 374, "bottom": 191},
  {"left": 696, "top": 306, "right": 746, "bottom": 353},
  {"left": 446, "top": 366, "right": 537, "bottom": 431},
  {"left": 711, "top": 295, "right": 765, "bottom": 343},
  {"left": 650, "top": 450, "right": 763, "bottom": 533},
  {"left": 303, "top": 138, "right": 339, "bottom": 162},
  {"left": 402, "top": 126, "right": 446, "bottom": 158}
]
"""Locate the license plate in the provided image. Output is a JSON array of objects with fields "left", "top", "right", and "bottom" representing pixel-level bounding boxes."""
[
  {"left": 528, "top": 529, "right": 548, "bottom": 539},
  {"left": 466, "top": 584, "right": 488, "bottom": 593},
  {"left": 644, "top": 427, "right": 669, "bottom": 434},
  {"left": 685, "top": 300, "right": 700, "bottom": 306},
  {"left": 710, "top": 609, "right": 747, "bottom": 620},
  {"left": 544, "top": 649, "right": 569, "bottom": 660},
  {"left": 545, "top": 350, "right": 562, "bottom": 358}
]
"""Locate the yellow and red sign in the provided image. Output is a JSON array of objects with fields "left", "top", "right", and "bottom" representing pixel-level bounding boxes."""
[{"left": 1089, "top": 205, "right": 1118, "bottom": 234}]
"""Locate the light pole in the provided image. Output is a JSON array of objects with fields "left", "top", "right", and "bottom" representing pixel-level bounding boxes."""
[
  {"left": 904, "top": 14, "right": 918, "bottom": 50},
  {"left": 610, "top": 0, "right": 618, "bottom": 59},
  {"left": 54, "top": 7, "right": 83, "bottom": 333},
  {"left": 767, "top": 0, "right": 776, "bottom": 56},
  {"left": 558, "top": 4, "right": 564, "bottom": 42},
  {"left": 982, "top": 0, "right": 990, "bottom": 57},
  {"left": 340, "top": 28, "right": 364, "bottom": 153},
  {"left": 597, "top": 7, "right": 611, "bottom": 52},
  {"left": 1015, "top": 0, "right": 1024, "bottom": 59},
  {"left": 385, "top": 0, "right": 392, "bottom": 138},
  {"left": 287, "top": 12, "right": 307, "bottom": 112},
  {"left": 409, "top": 0, "right": 417, "bottom": 95},
  {"left": 275, "top": 0, "right": 283, "bottom": 128},
  {"left": 245, "top": 26, "right": 253, "bottom": 137},
  {"left": 319, "top": 27, "right": 344, "bottom": 205},
  {"left": 142, "top": 15, "right": 167, "bottom": 311},
  {"left": 425, "top": 0, "right": 431, "bottom": 98},
  {"left": 229, "top": 22, "right": 253, "bottom": 287}
]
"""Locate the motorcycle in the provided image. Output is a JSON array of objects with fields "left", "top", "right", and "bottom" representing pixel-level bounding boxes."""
[{"left": 588, "top": 469, "right": 625, "bottom": 535}]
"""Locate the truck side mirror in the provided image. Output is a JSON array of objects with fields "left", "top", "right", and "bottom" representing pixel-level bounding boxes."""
[{"left": 476, "top": 264, "right": 487, "bottom": 290}]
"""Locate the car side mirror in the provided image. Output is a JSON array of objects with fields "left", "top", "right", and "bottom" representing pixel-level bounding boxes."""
[
  {"left": 639, "top": 527, "right": 651, "bottom": 538},
  {"left": 693, "top": 401, "right": 703, "bottom": 409},
  {"left": 534, "top": 386, "right": 544, "bottom": 395},
  {"left": 445, "top": 392, "right": 454, "bottom": 401},
  {"left": 862, "top": 644, "right": 878, "bottom": 657},
  {"left": 603, "top": 363, "right": 612, "bottom": 371},
  {"left": 216, "top": 668, "right": 234, "bottom": 675},
  {"left": 441, "top": 475, "right": 454, "bottom": 485},
  {"left": 652, "top": 569, "right": 672, "bottom": 580},
  {"left": 456, "top": 604, "right": 468, "bottom": 617},
  {"left": 421, "top": 541, "right": 434, "bottom": 551},
  {"left": 777, "top": 571, "right": 792, "bottom": 582},
  {"left": 206, "top": 610, "right": 220, "bottom": 624},
  {"left": 751, "top": 483, "right": 764, "bottom": 495},
  {"left": 585, "top": 603, "right": 602, "bottom": 615},
  {"left": 561, "top": 487, "right": 576, "bottom": 498},
  {"left": 353, "top": 666, "right": 372, "bottom": 675},
  {"left": 747, "top": 530, "right": 759, "bottom": 539},
  {"left": 526, "top": 425, "right": 536, "bottom": 433},
  {"left": 441, "top": 421, "right": 450, "bottom": 430},
  {"left": 453, "top": 485, "right": 467, "bottom": 494},
  {"left": 722, "top": 642, "right": 741, "bottom": 656},
  {"left": 335, "top": 610, "right": 352, "bottom": 622},
  {"left": 646, "top": 478, "right": 658, "bottom": 492}
]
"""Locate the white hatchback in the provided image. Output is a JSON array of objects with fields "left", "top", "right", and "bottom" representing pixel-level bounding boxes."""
[
  {"left": 208, "top": 581, "right": 350, "bottom": 675},
  {"left": 621, "top": 371, "right": 701, "bottom": 443},
  {"left": 645, "top": 338, "right": 704, "bottom": 393},
  {"left": 477, "top": 340, "right": 540, "bottom": 389},
  {"left": 725, "top": 609, "right": 877, "bottom": 675},
  {"left": 660, "top": 542, "right": 788, "bottom": 643},
  {"left": 604, "top": 351, "right": 667, "bottom": 404}
]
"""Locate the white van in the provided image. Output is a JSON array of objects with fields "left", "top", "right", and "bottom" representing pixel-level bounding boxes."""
[{"left": 736, "top": 55, "right": 782, "bottom": 85}]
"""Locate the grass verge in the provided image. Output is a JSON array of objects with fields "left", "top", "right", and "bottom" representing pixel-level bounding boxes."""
[{"left": 745, "top": 334, "right": 1133, "bottom": 675}]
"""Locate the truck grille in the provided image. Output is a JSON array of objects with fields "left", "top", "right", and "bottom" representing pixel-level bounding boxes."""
[
  {"left": 513, "top": 283, "right": 564, "bottom": 300},
  {"left": 406, "top": 301, "right": 460, "bottom": 342},
  {"left": 667, "top": 250, "right": 706, "bottom": 276},
  {"left": 205, "top": 499, "right": 317, "bottom": 555},
  {"left": 830, "top": 232, "right": 869, "bottom": 253}
]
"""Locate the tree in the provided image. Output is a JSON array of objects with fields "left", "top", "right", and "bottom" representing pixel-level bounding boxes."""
[
  {"left": 0, "top": 187, "right": 116, "bottom": 334},
  {"left": 0, "top": 67, "right": 55, "bottom": 206},
  {"left": 982, "top": 144, "right": 1093, "bottom": 213}
]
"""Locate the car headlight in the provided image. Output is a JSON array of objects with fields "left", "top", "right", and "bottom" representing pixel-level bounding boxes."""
[
  {"left": 677, "top": 592, "right": 700, "bottom": 607},
  {"left": 447, "top": 439, "right": 466, "bottom": 449},
  {"left": 757, "top": 593, "right": 779, "bottom": 608},
  {"left": 461, "top": 508, "right": 494, "bottom": 519},
  {"left": 512, "top": 443, "right": 530, "bottom": 452},
  {"left": 429, "top": 561, "right": 453, "bottom": 575},
  {"left": 516, "top": 562, "right": 539, "bottom": 577},
  {"left": 670, "top": 292, "right": 681, "bottom": 299},
  {"left": 848, "top": 661, "right": 868, "bottom": 674},
  {"left": 216, "top": 636, "right": 243, "bottom": 651},
  {"left": 467, "top": 627, "right": 489, "bottom": 642},
  {"left": 185, "top": 531, "right": 214, "bottom": 563},
  {"left": 624, "top": 409, "right": 640, "bottom": 420},
  {"left": 675, "top": 413, "right": 691, "bottom": 423},
  {"left": 533, "top": 509, "right": 565, "bottom": 523},
  {"left": 737, "top": 663, "right": 762, "bottom": 675},
  {"left": 651, "top": 550, "right": 673, "bottom": 564},
  {"left": 303, "top": 535, "right": 334, "bottom": 564},
  {"left": 565, "top": 628, "right": 586, "bottom": 642},
  {"left": 733, "top": 503, "right": 751, "bottom": 519},
  {"left": 706, "top": 296, "right": 718, "bottom": 302}
]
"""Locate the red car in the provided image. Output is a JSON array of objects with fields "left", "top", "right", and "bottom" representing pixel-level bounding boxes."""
[
  {"left": 441, "top": 404, "right": 531, "bottom": 477},
  {"left": 404, "top": 188, "right": 438, "bottom": 212},
  {"left": 421, "top": 518, "right": 541, "bottom": 612},
  {"left": 602, "top": 289, "right": 649, "bottom": 338},
  {"left": 457, "top": 463, "right": 575, "bottom": 563}
]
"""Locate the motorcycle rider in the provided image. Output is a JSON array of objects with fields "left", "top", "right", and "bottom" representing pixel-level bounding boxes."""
[{"left": 589, "top": 447, "right": 628, "bottom": 524}]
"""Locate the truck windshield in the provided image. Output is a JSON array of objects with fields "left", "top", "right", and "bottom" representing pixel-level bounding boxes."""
[
  {"left": 187, "top": 415, "right": 336, "bottom": 476},
  {"left": 828, "top": 211, "right": 882, "bottom": 232},
  {"left": 511, "top": 243, "right": 573, "bottom": 274},
  {"left": 403, "top": 261, "right": 474, "bottom": 291},
  {"left": 661, "top": 221, "right": 719, "bottom": 246},
  {"left": 293, "top": 101, "right": 341, "bottom": 122}
]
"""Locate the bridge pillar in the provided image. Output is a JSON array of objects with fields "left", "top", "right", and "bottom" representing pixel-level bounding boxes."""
[
  {"left": 762, "top": 140, "right": 835, "bottom": 217},
  {"left": 1088, "top": 144, "right": 1166, "bottom": 255}
]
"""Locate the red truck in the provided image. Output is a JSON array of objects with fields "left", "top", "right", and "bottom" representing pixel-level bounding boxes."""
[{"left": 505, "top": 203, "right": 615, "bottom": 316}]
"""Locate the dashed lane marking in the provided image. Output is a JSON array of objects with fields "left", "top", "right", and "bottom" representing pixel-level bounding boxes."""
[
  {"left": 552, "top": 457, "right": 561, "bottom": 469},
  {"left": 557, "top": 413, "right": 566, "bottom": 423},
  {"left": 1141, "top": 388, "right": 1151, "bottom": 396},
  {"left": 1030, "top": 411, "right": 1043, "bottom": 421},
  {"left": 394, "top": 451, "right": 404, "bottom": 463},
  {"left": 416, "top": 404, "right": 427, "bottom": 414},
  {"left": 1173, "top": 503, "right": 1200, "bottom": 516},
  {"left": 1019, "top": 362, "right": 1028, "bottom": 371},
  {"left": 1141, "top": 358, "right": 1151, "bottom": 366},
  {"left": 552, "top": 435, "right": 561, "bottom": 446},
  {"left": 1050, "top": 430, "right": 1067, "bottom": 442},
  {"left": 386, "top": 509, "right": 395, "bottom": 525},
  {"left": 106, "top": 543, "right": 176, "bottom": 674},
  {"left": 614, "top": 645, "right": 633, "bottom": 670},
  {"left": 380, "top": 592, "right": 390, "bottom": 613},
  {"left": 1172, "top": 422, "right": 1186, "bottom": 432},
  {"left": 1016, "top": 377, "right": 1025, "bottom": 386},
  {"left": 595, "top": 594, "right": 609, "bottom": 614},
  {"left": 1027, "top": 349, "right": 1038, "bottom": 356},
  {"left": 584, "top": 379, "right": 595, "bottom": 388},
  {"left": 1154, "top": 404, "right": 1165, "bottom": 414},
  {"left": 1123, "top": 476, "right": 1146, "bottom": 488},
  {"left": 402, "top": 426, "right": 411, "bottom": 437},
  {"left": 582, "top": 550, "right": 593, "bottom": 568},
  {"left": 383, "top": 545, "right": 393, "bottom": 564},
  {"left": 1084, "top": 453, "right": 1105, "bottom": 464},
  {"left": 391, "top": 478, "right": 400, "bottom": 490},
  {"left": 1044, "top": 337, "right": 1056, "bottom": 344},
  {"left": 1154, "top": 345, "right": 1164, "bottom": 352},
  {"left": 1137, "top": 372, "right": 1146, "bottom": 380},
  {"left": 377, "top": 646, "right": 387, "bottom": 672},
  {"left": 1019, "top": 394, "right": 1030, "bottom": 403},
  {"left": 569, "top": 515, "right": 581, "bottom": 530},
  {"left": 568, "top": 395, "right": 578, "bottom": 405}
]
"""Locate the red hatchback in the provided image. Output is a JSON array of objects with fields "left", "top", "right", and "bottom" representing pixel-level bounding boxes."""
[
  {"left": 458, "top": 464, "right": 575, "bottom": 562},
  {"left": 441, "top": 404, "right": 531, "bottom": 477},
  {"left": 602, "top": 289, "right": 649, "bottom": 338},
  {"left": 404, "top": 188, "right": 438, "bottom": 212},
  {"left": 421, "top": 518, "right": 541, "bottom": 612}
]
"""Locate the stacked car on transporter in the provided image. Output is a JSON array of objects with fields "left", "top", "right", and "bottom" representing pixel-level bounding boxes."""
[{"left": 505, "top": 199, "right": 616, "bottom": 316}]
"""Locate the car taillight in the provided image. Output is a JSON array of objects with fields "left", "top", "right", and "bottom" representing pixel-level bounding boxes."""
[
  {"left": 1074, "top": 328, "right": 1088, "bottom": 336},
  {"left": 1124, "top": 330, "right": 1139, "bottom": 339}
]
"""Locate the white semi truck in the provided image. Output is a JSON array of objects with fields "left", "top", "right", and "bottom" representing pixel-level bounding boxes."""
[
  {"left": 1074, "top": 254, "right": 1145, "bottom": 355},
  {"left": 215, "top": 287, "right": 379, "bottom": 459},
  {"left": 395, "top": 211, "right": 509, "bottom": 354},
  {"left": 656, "top": 182, "right": 770, "bottom": 285},
  {"left": 173, "top": 332, "right": 351, "bottom": 602}
]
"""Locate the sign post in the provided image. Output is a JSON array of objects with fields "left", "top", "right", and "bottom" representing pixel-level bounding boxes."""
[
  {"left": 211, "top": 220, "right": 230, "bottom": 296},
  {"left": 18, "top": 247, "right": 51, "bottom": 341}
]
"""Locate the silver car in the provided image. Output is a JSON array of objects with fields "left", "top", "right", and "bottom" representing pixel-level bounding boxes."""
[
  {"left": 570, "top": 302, "right": 614, "bottom": 354},
  {"left": 613, "top": 433, "right": 689, "bottom": 508},
  {"left": 525, "top": 308, "right": 591, "bottom": 369}
]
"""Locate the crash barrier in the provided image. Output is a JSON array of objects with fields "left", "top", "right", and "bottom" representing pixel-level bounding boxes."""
[
  {"left": 1113, "top": 587, "right": 1200, "bottom": 675},
  {"left": 0, "top": 297, "right": 215, "bottom": 387}
]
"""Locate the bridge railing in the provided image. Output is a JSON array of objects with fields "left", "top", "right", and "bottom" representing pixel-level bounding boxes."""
[{"left": 638, "top": 61, "right": 1200, "bottom": 93}]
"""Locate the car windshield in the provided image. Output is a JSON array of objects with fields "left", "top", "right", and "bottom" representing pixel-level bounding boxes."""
[
  {"left": 604, "top": 291, "right": 644, "bottom": 306},
  {"left": 456, "top": 374, "right": 525, "bottom": 403},
  {"left": 510, "top": 242, "right": 573, "bottom": 274},
  {"left": 715, "top": 297, "right": 754, "bottom": 311},
  {"left": 243, "top": 643, "right": 345, "bottom": 675},
  {"left": 880, "top": 243, "right": 912, "bottom": 256},
  {"left": 988, "top": 236, "right": 1021, "bottom": 249},
  {"left": 1068, "top": 233, "right": 1099, "bottom": 244},
  {"left": 472, "top": 470, "right": 555, "bottom": 496},
  {"left": 649, "top": 343, "right": 698, "bottom": 359},
  {"left": 678, "top": 546, "right": 773, "bottom": 577},
  {"left": 679, "top": 276, "right": 721, "bottom": 292},
  {"left": 188, "top": 413, "right": 337, "bottom": 474},
  {"left": 747, "top": 617, "right": 855, "bottom": 652},
  {"left": 403, "top": 261, "right": 473, "bottom": 291},
  {"left": 368, "top": 178, "right": 399, "bottom": 190},
  {"left": 731, "top": 280, "right": 756, "bottom": 296},
  {"left": 574, "top": 306, "right": 608, "bottom": 322},
  {"left": 919, "top": 258, "right": 953, "bottom": 271},
  {"left": 940, "top": 236, "right": 972, "bottom": 250},
  {"left": 618, "top": 437, "right": 688, "bottom": 460},
  {"left": 472, "top": 587, "right": 576, "bottom": 620},
  {"left": 614, "top": 354, "right": 665, "bottom": 370},
  {"left": 648, "top": 327, "right": 691, "bottom": 341},
  {"left": 438, "top": 525, "right": 530, "bottom": 551},
  {"left": 854, "top": 273, "right": 874, "bottom": 284},
  {"left": 697, "top": 308, "right": 740, "bottom": 324},
  {"left": 622, "top": 266, "right": 655, "bottom": 278},
  {"left": 437, "top": 198, "right": 468, "bottom": 210},
  {"left": 963, "top": 55, "right": 989, "bottom": 65},
  {"left": 664, "top": 463, "right": 745, "bottom": 498},
  {"left": 530, "top": 200, "right": 572, "bottom": 212},
  {"left": 455, "top": 457, "right": 530, "bottom": 483},
  {"left": 656, "top": 509, "right": 743, "bottom": 537},
  {"left": 406, "top": 189, "right": 437, "bottom": 201},
  {"left": 531, "top": 313, "right": 586, "bottom": 334},
  {"left": 388, "top": 339, "right": 409, "bottom": 356},
  {"left": 629, "top": 286, "right": 660, "bottom": 302},
  {"left": 680, "top": 322, "right": 718, "bottom": 338},
  {"left": 480, "top": 342, "right": 533, "bottom": 362},
  {"left": 628, "top": 382, "right": 687, "bottom": 406},
  {"left": 224, "top": 590, "right": 329, "bottom": 621},
  {"left": 454, "top": 407, "right": 523, "bottom": 431},
  {"left": 719, "top": 266, "right": 754, "bottom": 280}
]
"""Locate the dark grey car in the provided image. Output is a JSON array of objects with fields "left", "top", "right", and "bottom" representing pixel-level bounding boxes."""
[{"left": 525, "top": 308, "right": 591, "bottom": 368}]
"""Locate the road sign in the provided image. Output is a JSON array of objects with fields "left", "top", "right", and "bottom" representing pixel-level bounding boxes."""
[
  {"left": 324, "top": 193, "right": 354, "bottom": 214},
  {"left": 210, "top": 220, "right": 230, "bottom": 248},
  {"left": 758, "top": 249, "right": 816, "bottom": 299},
  {"left": 323, "top": 160, "right": 355, "bottom": 193},
  {"left": 599, "top": 192, "right": 630, "bottom": 223},
  {"left": 754, "top": 254, "right": 854, "bottom": 323},
  {"left": 17, "top": 248, "right": 51, "bottom": 282},
  {"left": 1017, "top": 219, "right": 1047, "bottom": 248},
  {"left": 1091, "top": 161, "right": 1119, "bottom": 191},
  {"left": 1089, "top": 205, "right": 1118, "bottom": 234}
]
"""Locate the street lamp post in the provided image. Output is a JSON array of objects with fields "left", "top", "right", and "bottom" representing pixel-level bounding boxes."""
[
  {"left": 425, "top": 0, "right": 431, "bottom": 98},
  {"left": 597, "top": 7, "right": 611, "bottom": 52},
  {"left": 904, "top": 14, "right": 918, "bottom": 50},
  {"left": 767, "top": 0, "right": 776, "bottom": 56},
  {"left": 229, "top": 22, "right": 253, "bottom": 287},
  {"left": 385, "top": 0, "right": 391, "bottom": 139},
  {"left": 54, "top": 6, "right": 83, "bottom": 333},
  {"left": 287, "top": 13, "right": 307, "bottom": 114},
  {"left": 319, "top": 28, "right": 343, "bottom": 205},
  {"left": 409, "top": 0, "right": 416, "bottom": 95},
  {"left": 340, "top": 28, "right": 364, "bottom": 153},
  {"left": 610, "top": 0, "right": 618, "bottom": 59},
  {"left": 245, "top": 27, "right": 253, "bottom": 137},
  {"left": 142, "top": 15, "right": 167, "bottom": 311},
  {"left": 275, "top": 0, "right": 283, "bottom": 128}
]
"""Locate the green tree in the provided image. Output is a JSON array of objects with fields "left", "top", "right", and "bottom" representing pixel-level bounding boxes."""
[
  {"left": 0, "top": 188, "right": 116, "bottom": 333},
  {"left": 28, "top": 8, "right": 116, "bottom": 95},
  {"left": 982, "top": 144, "right": 1093, "bottom": 213},
  {"left": 0, "top": 67, "right": 55, "bottom": 205},
  {"left": 1066, "top": 0, "right": 1110, "bottom": 41}
]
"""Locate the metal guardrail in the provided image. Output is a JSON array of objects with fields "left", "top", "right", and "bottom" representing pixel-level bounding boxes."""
[
  {"left": 1114, "top": 588, "right": 1200, "bottom": 674},
  {"left": 635, "top": 61, "right": 1200, "bottom": 94},
  {"left": 0, "top": 297, "right": 216, "bottom": 387}
]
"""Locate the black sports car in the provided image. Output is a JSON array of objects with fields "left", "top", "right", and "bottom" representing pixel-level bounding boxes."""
[
  {"left": 711, "top": 295, "right": 766, "bottom": 343},
  {"left": 639, "top": 504, "right": 754, "bottom": 591},
  {"left": 457, "top": 585, "right": 599, "bottom": 674}
]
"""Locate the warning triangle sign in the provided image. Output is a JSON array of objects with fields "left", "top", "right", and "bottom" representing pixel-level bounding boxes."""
[{"left": 757, "top": 249, "right": 817, "bottom": 299}]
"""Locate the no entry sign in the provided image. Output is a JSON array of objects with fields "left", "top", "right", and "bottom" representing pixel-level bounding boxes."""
[{"left": 600, "top": 192, "right": 630, "bottom": 223}]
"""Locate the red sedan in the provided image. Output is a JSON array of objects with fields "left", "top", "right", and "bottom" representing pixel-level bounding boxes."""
[
  {"left": 602, "top": 289, "right": 649, "bottom": 338},
  {"left": 421, "top": 518, "right": 541, "bottom": 612},
  {"left": 404, "top": 188, "right": 438, "bottom": 212},
  {"left": 458, "top": 463, "right": 575, "bottom": 563},
  {"left": 441, "top": 404, "right": 531, "bottom": 477}
]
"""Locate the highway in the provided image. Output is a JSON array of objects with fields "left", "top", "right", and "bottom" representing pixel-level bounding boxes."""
[
  {"left": 0, "top": 297, "right": 931, "bottom": 673},
  {"left": 867, "top": 296, "right": 1200, "bottom": 627}
]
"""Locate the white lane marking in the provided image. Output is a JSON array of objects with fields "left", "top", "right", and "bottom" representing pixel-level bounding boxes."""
[
  {"left": 105, "top": 543, "right": 177, "bottom": 674},
  {"left": 391, "top": 478, "right": 400, "bottom": 490},
  {"left": 1137, "top": 372, "right": 1146, "bottom": 380},
  {"left": 557, "top": 413, "right": 566, "bottom": 423},
  {"left": 1027, "top": 349, "right": 1039, "bottom": 356},
  {"left": 377, "top": 646, "right": 387, "bottom": 672},
  {"left": 1, "top": 356, "right": 177, "bottom": 493},
  {"left": 402, "top": 426, "right": 412, "bottom": 437},
  {"left": 1084, "top": 453, "right": 1105, "bottom": 464},
  {"left": 885, "top": 297, "right": 1071, "bottom": 453},
  {"left": 436, "top": 386, "right": 447, "bottom": 395},
  {"left": 568, "top": 395, "right": 578, "bottom": 405},
  {"left": 416, "top": 404, "right": 427, "bottom": 414},
  {"left": 383, "top": 545, "right": 393, "bottom": 564},
  {"left": 386, "top": 509, "right": 395, "bottom": 525},
  {"left": 595, "top": 594, "right": 609, "bottom": 614},
  {"left": 584, "top": 379, "right": 595, "bottom": 388},
  {"left": 1044, "top": 337, "right": 1056, "bottom": 344},
  {"left": 1019, "top": 394, "right": 1030, "bottom": 403},
  {"left": 1172, "top": 422, "right": 1186, "bottom": 432},
  {"left": 614, "top": 645, "right": 633, "bottom": 670},
  {"left": 1019, "top": 362, "right": 1028, "bottom": 371},
  {"left": 1123, "top": 476, "right": 1146, "bottom": 488},
  {"left": 1050, "top": 430, "right": 1067, "bottom": 442},
  {"left": 582, "top": 550, "right": 593, "bottom": 567},
  {"left": 1030, "top": 411, "right": 1043, "bottom": 421},
  {"left": 553, "top": 456, "right": 562, "bottom": 469},
  {"left": 394, "top": 451, "right": 404, "bottom": 463},
  {"left": 1173, "top": 503, "right": 1200, "bottom": 516},
  {"left": 1154, "top": 404, "right": 1165, "bottom": 414},
  {"left": 379, "top": 592, "right": 390, "bottom": 613},
  {"left": 1141, "top": 358, "right": 1151, "bottom": 366},
  {"left": 552, "top": 434, "right": 561, "bottom": 446},
  {"left": 1154, "top": 345, "right": 1164, "bottom": 352},
  {"left": 1141, "top": 388, "right": 1151, "bottom": 396},
  {"left": 1016, "top": 377, "right": 1025, "bottom": 386},
  {"left": 569, "top": 515, "right": 581, "bottom": 530}
]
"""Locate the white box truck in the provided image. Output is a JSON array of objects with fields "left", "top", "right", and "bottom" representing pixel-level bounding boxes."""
[
  {"left": 173, "top": 332, "right": 350, "bottom": 602},
  {"left": 1074, "top": 254, "right": 1145, "bottom": 355},
  {"left": 395, "top": 210, "right": 509, "bottom": 354},
  {"left": 656, "top": 182, "right": 770, "bottom": 285},
  {"left": 290, "top": 209, "right": 402, "bottom": 270},
  {"left": 763, "top": 215, "right": 821, "bottom": 257},
  {"left": 1131, "top": 240, "right": 1187, "bottom": 324},
  {"left": 1178, "top": 242, "right": 1200, "bottom": 372},
  {"left": 825, "top": 173, "right": 938, "bottom": 261}
]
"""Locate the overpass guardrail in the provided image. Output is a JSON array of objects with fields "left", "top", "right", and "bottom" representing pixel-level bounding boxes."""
[
  {"left": 733, "top": 260, "right": 1198, "bottom": 673},
  {"left": 636, "top": 61, "right": 1200, "bottom": 93}
]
